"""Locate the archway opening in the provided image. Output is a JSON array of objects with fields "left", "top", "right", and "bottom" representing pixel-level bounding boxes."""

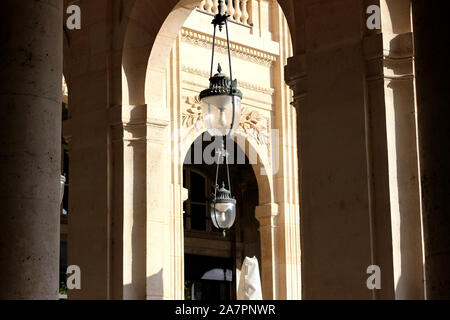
[{"left": 183, "top": 132, "right": 261, "bottom": 300}]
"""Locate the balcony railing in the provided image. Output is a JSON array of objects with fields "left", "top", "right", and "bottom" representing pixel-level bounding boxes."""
[{"left": 198, "top": 0, "right": 252, "bottom": 26}]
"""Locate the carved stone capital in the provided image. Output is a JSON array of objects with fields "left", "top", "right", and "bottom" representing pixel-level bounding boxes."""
[{"left": 383, "top": 33, "right": 414, "bottom": 82}]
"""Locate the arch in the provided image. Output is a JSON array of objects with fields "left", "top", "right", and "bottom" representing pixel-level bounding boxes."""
[
  {"left": 122, "top": 0, "right": 297, "bottom": 300},
  {"left": 181, "top": 130, "right": 274, "bottom": 206},
  {"left": 381, "top": 0, "right": 412, "bottom": 34},
  {"left": 122, "top": 0, "right": 295, "bottom": 106},
  {"left": 182, "top": 131, "right": 268, "bottom": 299},
  {"left": 122, "top": 0, "right": 198, "bottom": 106}
]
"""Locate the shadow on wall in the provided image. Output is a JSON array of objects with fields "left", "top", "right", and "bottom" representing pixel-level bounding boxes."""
[{"left": 124, "top": 269, "right": 164, "bottom": 300}]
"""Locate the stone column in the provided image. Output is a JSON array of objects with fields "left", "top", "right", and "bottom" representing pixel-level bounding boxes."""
[
  {"left": 411, "top": 0, "right": 450, "bottom": 299},
  {"left": 255, "top": 203, "right": 279, "bottom": 300},
  {"left": 286, "top": 0, "right": 395, "bottom": 299},
  {"left": 0, "top": 0, "right": 63, "bottom": 299},
  {"left": 109, "top": 105, "right": 148, "bottom": 300},
  {"left": 146, "top": 112, "right": 171, "bottom": 300},
  {"left": 380, "top": 0, "right": 425, "bottom": 299}
]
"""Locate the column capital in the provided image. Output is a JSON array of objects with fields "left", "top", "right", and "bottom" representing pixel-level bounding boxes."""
[
  {"left": 255, "top": 203, "right": 279, "bottom": 226},
  {"left": 108, "top": 105, "right": 170, "bottom": 143},
  {"left": 285, "top": 54, "right": 307, "bottom": 108},
  {"left": 363, "top": 33, "right": 384, "bottom": 82}
]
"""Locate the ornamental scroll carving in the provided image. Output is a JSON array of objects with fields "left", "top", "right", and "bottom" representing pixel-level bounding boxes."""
[{"left": 182, "top": 96, "right": 269, "bottom": 146}]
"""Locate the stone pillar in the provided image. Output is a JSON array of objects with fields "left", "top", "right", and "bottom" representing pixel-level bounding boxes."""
[
  {"left": 271, "top": 3, "right": 301, "bottom": 300},
  {"left": 411, "top": 0, "right": 450, "bottom": 299},
  {"left": 286, "top": 0, "right": 395, "bottom": 299},
  {"left": 380, "top": 0, "right": 425, "bottom": 299},
  {"left": 255, "top": 203, "right": 279, "bottom": 300},
  {"left": 0, "top": 0, "right": 63, "bottom": 299},
  {"left": 110, "top": 105, "right": 148, "bottom": 300},
  {"left": 146, "top": 112, "right": 171, "bottom": 300}
]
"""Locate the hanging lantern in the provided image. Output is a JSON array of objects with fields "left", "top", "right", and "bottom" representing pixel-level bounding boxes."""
[
  {"left": 200, "top": 0, "right": 240, "bottom": 235},
  {"left": 200, "top": 64, "right": 242, "bottom": 136},
  {"left": 211, "top": 183, "right": 236, "bottom": 234},
  {"left": 209, "top": 139, "right": 236, "bottom": 237},
  {"left": 199, "top": 0, "right": 243, "bottom": 137}
]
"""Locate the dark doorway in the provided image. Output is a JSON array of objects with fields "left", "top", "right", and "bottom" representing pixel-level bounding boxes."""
[
  {"left": 185, "top": 254, "right": 234, "bottom": 300},
  {"left": 183, "top": 133, "right": 261, "bottom": 300}
]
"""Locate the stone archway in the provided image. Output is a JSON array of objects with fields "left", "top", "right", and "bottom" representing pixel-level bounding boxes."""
[
  {"left": 123, "top": 0, "right": 300, "bottom": 300},
  {"left": 181, "top": 131, "right": 277, "bottom": 299},
  {"left": 181, "top": 132, "right": 264, "bottom": 300}
]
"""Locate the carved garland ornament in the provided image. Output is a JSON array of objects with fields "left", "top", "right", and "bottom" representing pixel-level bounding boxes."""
[
  {"left": 182, "top": 96, "right": 269, "bottom": 146},
  {"left": 237, "top": 107, "right": 269, "bottom": 146}
]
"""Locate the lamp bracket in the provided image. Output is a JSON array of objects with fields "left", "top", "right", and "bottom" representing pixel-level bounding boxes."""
[{"left": 212, "top": 0, "right": 230, "bottom": 30}]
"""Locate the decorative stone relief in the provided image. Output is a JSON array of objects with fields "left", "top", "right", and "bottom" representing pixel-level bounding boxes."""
[
  {"left": 182, "top": 96, "right": 203, "bottom": 128},
  {"left": 237, "top": 107, "right": 269, "bottom": 146},
  {"left": 182, "top": 96, "right": 269, "bottom": 146}
]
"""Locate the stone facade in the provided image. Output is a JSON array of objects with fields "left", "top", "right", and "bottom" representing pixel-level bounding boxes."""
[{"left": 1, "top": 0, "right": 448, "bottom": 300}]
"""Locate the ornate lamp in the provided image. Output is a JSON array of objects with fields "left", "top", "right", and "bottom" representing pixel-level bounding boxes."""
[
  {"left": 200, "top": 0, "right": 242, "bottom": 137},
  {"left": 210, "top": 141, "right": 236, "bottom": 236},
  {"left": 211, "top": 183, "right": 236, "bottom": 232},
  {"left": 200, "top": 64, "right": 242, "bottom": 137},
  {"left": 200, "top": 0, "right": 241, "bottom": 235}
]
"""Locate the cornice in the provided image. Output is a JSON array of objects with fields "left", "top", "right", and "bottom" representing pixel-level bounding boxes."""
[
  {"left": 181, "top": 65, "right": 274, "bottom": 96},
  {"left": 180, "top": 27, "right": 277, "bottom": 67}
]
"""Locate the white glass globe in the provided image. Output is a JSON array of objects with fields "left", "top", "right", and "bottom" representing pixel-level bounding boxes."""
[
  {"left": 211, "top": 201, "right": 236, "bottom": 230},
  {"left": 202, "top": 95, "right": 241, "bottom": 136}
]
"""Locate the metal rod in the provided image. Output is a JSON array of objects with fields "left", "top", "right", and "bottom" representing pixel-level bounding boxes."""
[
  {"left": 210, "top": 24, "right": 217, "bottom": 79},
  {"left": 212, "top": 138, "right": 221, "bottom": 230},
  {"left": 225, "top": 20, "right": 233, "bottom": 83},
  {"left": 224, "top": 136, "right": 232, "bottom": 194},
  {"left": 214, "top": 139, "right": 221, "bottom": 196},
  {"left": 225, "top": 19, "right": 236, "bottom": 138},
  {"left": 218, "top": 0, "right": 223, "bottom": 15}
]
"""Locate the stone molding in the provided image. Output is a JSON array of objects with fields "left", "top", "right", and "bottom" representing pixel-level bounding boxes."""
[
  {"left": 364, "top": 33, "right": 415, "bottom": 82},
  {"left": 255, "top": 203, "right": 279, "bottom": 226},
  {"left": 181, "top": 65, "right": 275, "bottom": 95},
  {"left": 285, "top": 54, "right": 308, "bottom": 107},
  {"left": 108, "top": 105, "right": 170, "bottom": 143},
  {"left": 383, "top": 33, "right": 414, "bottom": 82},
  {"left": 181, "top": 27, "right": 277, "bottom": 67}
]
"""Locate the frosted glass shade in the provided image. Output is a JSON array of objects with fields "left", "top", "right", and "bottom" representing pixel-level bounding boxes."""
[
  {"left": 211, "top": 201, "right": 236, "bottom": 230},
  {"left": 202, "top": 95, "right": 241, "bottom": 136}
]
